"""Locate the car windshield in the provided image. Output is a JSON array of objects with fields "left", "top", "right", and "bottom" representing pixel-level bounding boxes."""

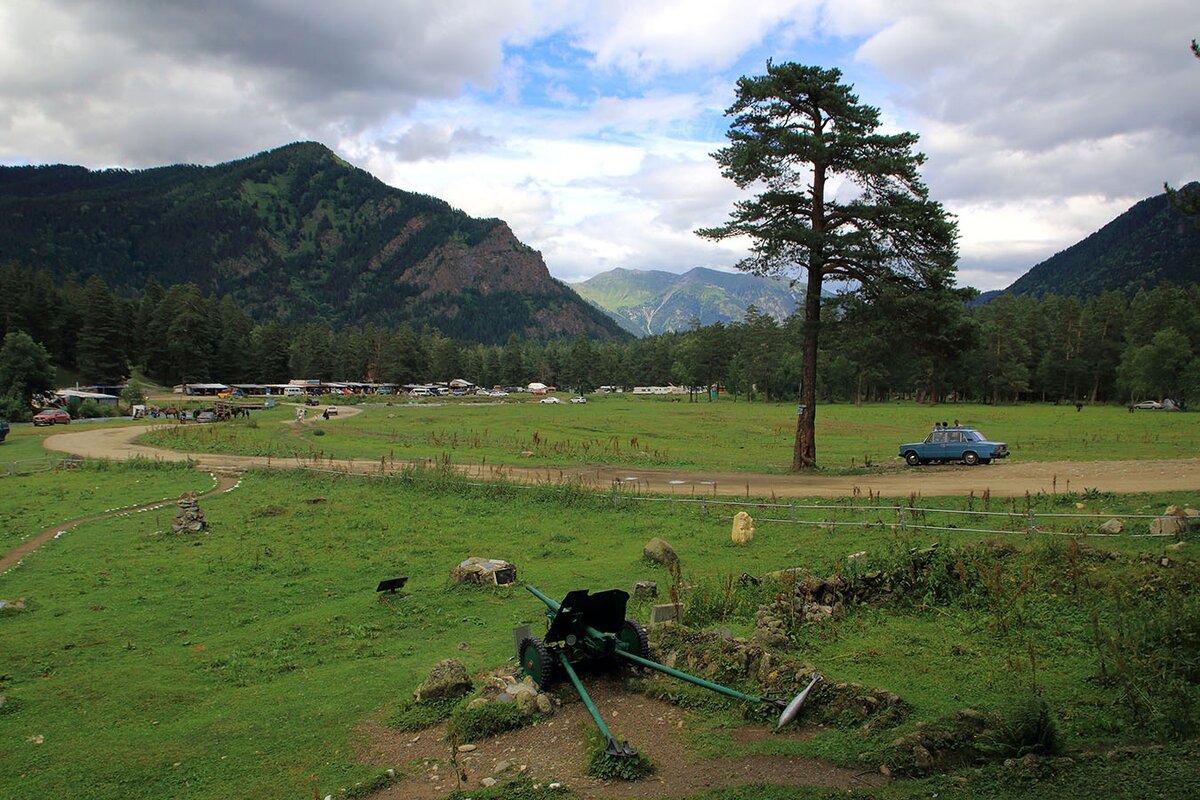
[{"left": 964, "top": 430, "right": 984, "bottom": 442}]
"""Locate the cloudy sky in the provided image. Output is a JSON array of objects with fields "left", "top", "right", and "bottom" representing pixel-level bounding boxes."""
[{"left": 1, "top": 0, "right": 1196, "bottom": 290}]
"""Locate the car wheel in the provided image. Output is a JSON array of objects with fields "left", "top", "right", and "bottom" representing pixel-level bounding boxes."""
[
  {"left": 962, "top": 451, "right": 979, "bottom": 466},
  {"left": 904, "top": 451, "right": 921, "bottom": 466}
]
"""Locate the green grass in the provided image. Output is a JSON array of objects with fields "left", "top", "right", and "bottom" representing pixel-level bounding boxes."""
[
  {"left": 1, "top": 465, "right": 1195, "bottom": 799},
  {"left": 137, "top": 398, "right": 1197, "bottom": 473},
  {"left": 0, "top": 461, "right": 213, "bottom": 550}
]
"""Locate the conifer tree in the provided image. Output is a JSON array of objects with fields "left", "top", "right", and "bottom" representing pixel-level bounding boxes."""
[{"left": 700, "top": 62, "right": 958, "bottom": 469}]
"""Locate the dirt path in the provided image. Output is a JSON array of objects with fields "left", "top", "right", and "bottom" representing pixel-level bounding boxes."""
[
  {"left": 0, "top": 472, "right": 241, "bottom": 574},
  {"left": 363, "top": 679, "right": 885, "bottom": 800},
  {"left": 41, "top": 422, "right": 1200, "bottom": 498}
]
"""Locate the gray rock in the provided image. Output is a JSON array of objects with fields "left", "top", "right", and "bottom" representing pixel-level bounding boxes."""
[
  {"left": 1098, "top": 519, "right": 1124, "bottom": 534},
  {"left": 536, "top": 693, "right": 553, "bottom": 714},
  {"left": 643, "top": 538, "right": 678, "bottom": 566},
  {"left": 913, "top": 744, "right": 933, "bottom": 771},
  {"left": 414, "top": 658, "right": 472, "bottom": 702},
  {"left": 1150, "top": 516, "right": 1184, "bottom": 536}
]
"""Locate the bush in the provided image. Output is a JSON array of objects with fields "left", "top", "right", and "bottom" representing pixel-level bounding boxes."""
[
  {"left": 982, "top": 698, "right": 1062, "bottom": 758},
  {"left": 75, "top": 400, "right": 122, "bottom": 419}
]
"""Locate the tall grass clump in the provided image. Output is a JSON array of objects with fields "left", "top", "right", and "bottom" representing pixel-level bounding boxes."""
[
  {"left": 584, "top": 729, "right": 654, "bottom": 781},
  {"left": 1093, "top": 577, "right": 1200, "bottom": 740}
]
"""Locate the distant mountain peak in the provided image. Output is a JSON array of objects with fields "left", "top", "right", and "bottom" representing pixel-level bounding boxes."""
[{"left": 570, "top": 266, "right": 803, "bottom": 336}]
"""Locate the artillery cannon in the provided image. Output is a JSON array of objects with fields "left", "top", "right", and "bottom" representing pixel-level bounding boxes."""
[{"left": 520, "top": 585, "right": 821, "bottom": 759}]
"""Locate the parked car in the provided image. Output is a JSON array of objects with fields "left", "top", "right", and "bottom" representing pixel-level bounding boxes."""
[
  {"left": 304, "top": 396, "right": 320, "bottom": 406},
  {"left": 539, "top": 397, "right": 562, "bottom": 404},
  {"left": 195, "top": 410, "right": 217, "bottom": 423},
  {"left": 0, "top": 419, "right": 9, "bottom": 442},
  {"left": 325, "top": 406, "right": 338, "bottom": 416},
  {"left": 899, "top": 427, "right": 1008, "bottom": 466},
  {"left": 570, "top": 396, "right": 588, "bottom": 404},
  {"left": 1133, "top": 400, "right": 1163, "bottom": 410},
  {"left": 33, "top": 409, "right": 71, "bottom": 426}
]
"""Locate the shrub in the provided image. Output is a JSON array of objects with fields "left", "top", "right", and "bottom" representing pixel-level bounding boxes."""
[{"left": 981, "top": 698, "right": 1062, "bottom": 758}]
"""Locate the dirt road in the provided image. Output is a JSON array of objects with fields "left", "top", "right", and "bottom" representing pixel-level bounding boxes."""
[{"left": 42, "top": 419, "right": 1200, "bottom": 498}]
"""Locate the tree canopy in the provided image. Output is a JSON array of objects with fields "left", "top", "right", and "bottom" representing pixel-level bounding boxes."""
[{"left": 699, "top": 61, "right": 958, "bottom": 469}]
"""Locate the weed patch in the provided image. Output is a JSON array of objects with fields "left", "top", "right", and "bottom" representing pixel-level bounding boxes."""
[{"left": 585, "top": 729, "right": 654, "bottom": 780}]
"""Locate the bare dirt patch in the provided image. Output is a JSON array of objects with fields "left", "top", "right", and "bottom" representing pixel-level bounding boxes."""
[{"left": 362, "top": 678, "right": 885, "bottom": 799}]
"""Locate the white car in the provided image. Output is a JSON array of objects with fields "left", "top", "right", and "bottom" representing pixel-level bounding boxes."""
[
  {"left": 1133, "top": 400, "right": 1163, "bottom": 410},
  {"left": 570, "top": 396, "right": 588, "bottom": 404},
  {"left": 539, "top": 397, "right": 561, "bottom": 404}
]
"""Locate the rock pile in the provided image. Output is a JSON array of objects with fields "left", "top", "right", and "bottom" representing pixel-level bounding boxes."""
[
  {"left": 171, "top": 492, "right": 206, "bottom": 533},
  {"left": 467, "top": 668, "right": 556, "bottom": 718}
]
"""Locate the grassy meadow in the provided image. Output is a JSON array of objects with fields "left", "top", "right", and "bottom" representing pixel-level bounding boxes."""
[
  {"left": 139, "top": 397, "right": 1195, "bottom": 472},
  {"left": 1, "top": 464, "right": 1197, "bottom": 800}
]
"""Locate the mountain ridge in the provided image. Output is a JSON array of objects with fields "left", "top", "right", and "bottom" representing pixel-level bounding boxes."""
[
  {"left": 0, "top": 141, "right": 627, "bottom": 344},
  {"left": 1005, "top": 183, "right": 1200, "bottom": 298}
]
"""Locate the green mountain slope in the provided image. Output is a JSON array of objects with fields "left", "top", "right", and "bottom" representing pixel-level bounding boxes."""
[
  {"left": 570, "top": 267, "right": 803, "bottom": 336},
  {"left": 0, "top": 142, "right": 626, "bottom": 344},
  {"left": 1006, "top": 184, "right": 1200, "bottom": 298}
]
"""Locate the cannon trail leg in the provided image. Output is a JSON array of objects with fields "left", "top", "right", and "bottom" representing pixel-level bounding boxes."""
[{"left": 556, "top": 652, "right": 637, "bottom": 759}]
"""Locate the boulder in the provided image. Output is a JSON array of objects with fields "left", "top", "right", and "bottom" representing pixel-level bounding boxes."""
[
  {"left": 643, "top": 538, "right": 679, "bottom": 566},
  {"left": 450, "top": 557, "right": 517, "bottom": 585},
  {"left": 515, "top": 691, "right": 537, "bottom": 716},
  {"left": 731, "top": 511, "right": 755, "bottom": 544},
  {"left": 1150, "top": 516, "right": 1184, "bottom": 537},
  {"left": 1098, "top": 519, "right": 1124, "bottom": 535},
  {"left": 414, "top": 659, "right": 472, "bottom": 702},
  {"left": 632, "top": 580, "right": 658, "bottom": 599}
]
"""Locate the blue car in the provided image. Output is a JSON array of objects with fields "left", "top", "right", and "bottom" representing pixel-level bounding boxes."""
[{"left": 899, "top": 427, "right": 1008, "bottom": 466}]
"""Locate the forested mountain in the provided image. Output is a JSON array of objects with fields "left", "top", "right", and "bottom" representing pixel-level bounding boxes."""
[
  {"left": 0, "top": 142, "right": 626, "bottom": 344},
  {"left": 1006, "top": 183, "right": 1200, "bottom": 298},
  {"left": 570, "top": 267, "right": 803, "bottom": 336}
]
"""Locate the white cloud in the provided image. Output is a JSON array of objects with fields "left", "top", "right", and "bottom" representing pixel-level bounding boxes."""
[
  {"left": 1, "top": 0, "right": 1196, "bottom": 292},
  {"left": 571, "top": 0, "right": 822, "bottom": 77}
]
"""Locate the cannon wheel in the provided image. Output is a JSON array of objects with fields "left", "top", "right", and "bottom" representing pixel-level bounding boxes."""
[
  {"left": 519, "top": 636, "right": 554, "bottom": 689},
  {"left": 616, "top": 619, "right": 650, "bottom": 659}
]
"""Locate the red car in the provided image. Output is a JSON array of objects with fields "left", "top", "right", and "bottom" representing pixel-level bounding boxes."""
[{"left": 33, "top": 409, "right": 71, "bottom": 426}]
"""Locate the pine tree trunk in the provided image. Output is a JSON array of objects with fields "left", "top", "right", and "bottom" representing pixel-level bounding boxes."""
[{"left": 792, "top": 266, "right": 822, "bottom": 471}]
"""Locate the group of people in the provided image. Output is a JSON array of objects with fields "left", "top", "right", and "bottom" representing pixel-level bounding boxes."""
[
  {"left": 295, "top": 406, "right": 333, "bottom": 421},
  {"left": 933, "top": 420, "right": 960, "bottom": 430}
]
